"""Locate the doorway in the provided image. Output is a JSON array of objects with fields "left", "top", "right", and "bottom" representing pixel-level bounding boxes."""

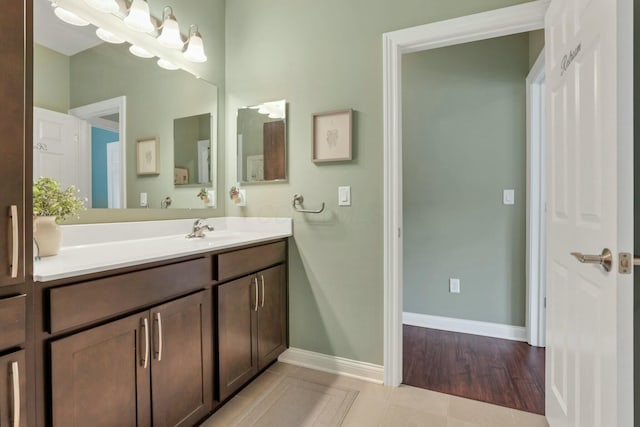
[
  {"left": 382, "top": 1, "right": 549, "bottom": 388},
  {"left": 399, "top": 30, "right": 546, "bottom": 413},
  {"left": 68, "top": 96, "right": 127, "bottom": 208}
]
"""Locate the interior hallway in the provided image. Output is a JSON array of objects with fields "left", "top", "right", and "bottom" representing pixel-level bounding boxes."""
[{"left": 403, "top": 325, "right": 545, "bottom": 415}]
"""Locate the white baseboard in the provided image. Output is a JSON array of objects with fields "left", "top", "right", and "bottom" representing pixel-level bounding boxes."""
[
  {"left": 278, "top": 348, "right": 384, "bottom": 384},
  {"left": 403, "top": 312, "right": 527, "bottom": 342}
]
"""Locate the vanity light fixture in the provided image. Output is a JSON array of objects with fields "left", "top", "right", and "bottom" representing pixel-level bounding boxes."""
[
  {"left": 183, "top": 25, "right": 207, "bottom": 63},
  {"left": 157, "top": 58, "right": 179, "bottom": 70},
  {"left": 50, "top": 0, "right": 208, "bottom": 74},
  {"left": 129, "top": 45, "right": 154, "bottom": 58},
  {"left": 83, "top": 0, "right": 119, "bottom": 13},
  {"left": 96, "top": 28, "right": 125, "bottom": 44},
  {"left": 124, "top": 0, "right": 155, "bottom": 33},
  {"left": 157, "top": 6, "right": 183, "bottom": 49},
  {"left": 53, "top": 6, "right": 90, "bottom": 26}
]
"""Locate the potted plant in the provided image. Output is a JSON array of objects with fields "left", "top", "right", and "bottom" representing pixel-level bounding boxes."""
[
  {"left": 229, "top": 185, "right": 241, "bottom": 204},
  {"left": 33, "top": 177, "right": 85, "bottom": 257},
  {"left": 197, "top": 187, "right": 210, "bottom": 205}
]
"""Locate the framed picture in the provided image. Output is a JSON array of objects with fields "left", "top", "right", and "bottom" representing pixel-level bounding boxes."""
[
  {"left": 312, "top": 109, "right": 352, "bottom": 162},
  {"left": 136, "top": 137, "right": 160, "bottom": 175},
  {"left": 174, "top": 167, "right": 189, "bottom": 184}
]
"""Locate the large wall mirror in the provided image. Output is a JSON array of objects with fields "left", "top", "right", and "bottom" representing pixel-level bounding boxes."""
[
  {"left": 33, "top": 0, "right": 219, "bottom": 210},
  {"left": 237, "top": 100, "right": 287, "bottom": 184}
]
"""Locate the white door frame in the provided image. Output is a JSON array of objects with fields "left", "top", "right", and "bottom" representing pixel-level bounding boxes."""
[
  {"left": 69, "top": 96, "right": 127, "bottom": 209},
  {"left": 526, "top": 49, "right": 546, "bottom": 347},
  {"left": 382, "top": 0, "right": 550, "bottom": 386}
]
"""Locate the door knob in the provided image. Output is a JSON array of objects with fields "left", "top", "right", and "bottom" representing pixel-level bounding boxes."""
[{"left": 570, "top": 248, "right": 612, "bottom": 272}]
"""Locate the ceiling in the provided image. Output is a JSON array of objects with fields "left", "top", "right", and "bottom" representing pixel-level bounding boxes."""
[{"left": 34, "top": 0, "right": 103, "bottom": 56}]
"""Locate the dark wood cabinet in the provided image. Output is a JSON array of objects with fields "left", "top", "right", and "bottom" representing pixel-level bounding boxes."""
[
  {"left": 0, "top": 350, "right": 27, "bottom": 427},
  {"left": 151, "top": 291, "right": 213, "bottom": 427},
  {"left": 256, "top": 265, "right": 287, "bottom": 368},
  {"left": 50, "top": 312, "right": 151, "bottom": 427},
  {"left": 217, "top": 264, "right": 286, "bottom": 401},
  {"left": 217, "top": 275, "right": 258, "bottom": 400},
  {"left": 0, "top": 0, "right": 30, "bottom": 288},
  {"left": 50, "top": 290, "right": 212, "bottom": 427}
]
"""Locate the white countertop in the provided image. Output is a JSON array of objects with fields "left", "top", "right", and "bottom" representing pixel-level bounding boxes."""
[{"left": 34, "top": 217, "right": 292, "bottom": 282}]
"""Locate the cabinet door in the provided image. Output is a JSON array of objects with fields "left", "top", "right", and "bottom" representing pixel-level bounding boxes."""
[
  {"left": 151, "top": 291, "right": 213, "bottom": 427},
  {"left": 51, "top": 313, "right": 151, "bottom": 427},
  {"left": 257, "top": 264, "right": 287, "bottom": 368},
  {"left": 0, "top": 0, "right": 28, "bottom": 287},
  {"left": 0, "top": 350, "right": 26, "bottom": 427},
  {"left": 217, "top": 276, "right": 258, "bottom": 401}
]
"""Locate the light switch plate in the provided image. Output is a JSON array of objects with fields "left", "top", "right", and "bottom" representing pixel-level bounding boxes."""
[
  {"left": 140, "top": 192, "right": 148, "bottom": 207},
  {"left": 503, "top": 189, "right": 515, "bottom": 205},
  {"left": 449, "top": 278, "right": 460, "bottom": 294},
  {"left": 338, "top": 186, "right": 351, "bottom": 206}
]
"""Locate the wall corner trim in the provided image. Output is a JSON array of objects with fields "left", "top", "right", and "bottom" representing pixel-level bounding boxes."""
[
  {"left": 278, "top": 348, "right": 384, "bottom": 384},
  {"left": 403, "top": 312, "right": 527, "bottom": 342}
]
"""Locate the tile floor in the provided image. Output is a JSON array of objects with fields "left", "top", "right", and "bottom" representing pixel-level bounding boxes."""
[{"left": 201, "top": 362, "right": 549, "bottom": 427}]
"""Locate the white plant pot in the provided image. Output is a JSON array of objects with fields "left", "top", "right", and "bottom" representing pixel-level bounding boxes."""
[{"left": 34, "top": 216, "right": 62, "bottom": 257}]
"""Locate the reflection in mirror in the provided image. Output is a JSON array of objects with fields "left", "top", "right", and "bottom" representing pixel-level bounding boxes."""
[
  {"left": 174, "top": 114, "right": 212, "bottom": 187},
  {"left": 33, "top": 0, "right": 219, "bottom": 210},
  {"left": 237, "top": 100, "right": 286, "bottom": 184}
]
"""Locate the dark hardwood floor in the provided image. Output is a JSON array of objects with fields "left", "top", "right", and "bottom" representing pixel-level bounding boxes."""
[{"left": 402, "top": 325, "right": 545, "bottom": 415}]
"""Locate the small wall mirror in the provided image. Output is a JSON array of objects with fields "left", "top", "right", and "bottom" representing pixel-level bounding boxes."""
[
  {"left": 236, "top": 100, "right": 287, "bottom": 184},
  {"left": 174, "top": 113, "right": 212, "bottom": 187}
]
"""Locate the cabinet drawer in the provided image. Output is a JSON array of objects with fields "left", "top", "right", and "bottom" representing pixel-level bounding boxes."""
[
  {"left": 48, "top": 258, "right": 210, "bottom": 333},
  {"left": 0, "top": 294, "right": 26, "bottom": 351},
  {"left": 215, "top": 241, "right": 286, "bottom": 282}
]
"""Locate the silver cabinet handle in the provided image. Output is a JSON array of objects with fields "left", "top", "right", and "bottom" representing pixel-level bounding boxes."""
[
  {"left": 570, "top": 248, "right": 612, "bottom": 272},
  {"left": 253, "top": 277, "right": 259, "bottom": 312},
  {"left": 11, "top": 361, "right": 19, "bottom": 427},
  {"left": 9, "top": 205, "right": 18, "bottom": 278},
  {"left": 141, "top": 318, "right": 149, "bottom": 369},
  {"left": 260, "top": 275, "right": 265, "bottom": 308},
  {"left": 154, "top": 312, "right": 163, "bottom": 362}
]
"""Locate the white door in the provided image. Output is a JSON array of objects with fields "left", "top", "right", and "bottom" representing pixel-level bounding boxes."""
[
  {"left": 106, "top": 141, "right": 121, "bottom": 208},
  {"left": 544, "top": 0, "right": 633, "bottom": 426},
  {"left": 33, "top": 108, "right": 91, "bottom": 202}
]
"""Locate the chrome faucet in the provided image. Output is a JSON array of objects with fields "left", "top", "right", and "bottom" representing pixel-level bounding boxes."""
[{"left": 187, "top": 219, "right": 214, "bottom": 238}]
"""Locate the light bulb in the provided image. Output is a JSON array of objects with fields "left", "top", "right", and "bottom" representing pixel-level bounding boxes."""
[
  {"left": 96, "top": 28, "right": 124, "bottom": 44},
  {"left": 129, "top": 45, "right": 154, "bottom": 58},
  {"left": 53, "top": 7, "right": 90, "bottom": 26},
  {"left": 124, "top": 0, "right": 155, "bottom": 33},
  {"left": 83, "top": 0, "right": 119, "bottom": 13},
  {"left": 157, "top": 7, "right": 183, "bottom": 50},
  {"left": 157, "top": 59, "right": 179, "bottom": 70},
  {"left": 184, "top": 26, "right": 207, "bottom": 63}
]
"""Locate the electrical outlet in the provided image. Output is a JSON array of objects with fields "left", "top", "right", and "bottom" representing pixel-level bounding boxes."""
[{"left": 449, "top": 278, "right": 460, "bottom": 294}]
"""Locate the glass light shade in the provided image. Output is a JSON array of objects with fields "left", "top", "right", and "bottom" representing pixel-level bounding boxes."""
[
  {"left": 96, "top": 28, "right": 125, "bottom": 44},
  {"left": 158, "top": 18, "right": 183, "bottom": 49},
  {"left": 124, "top": 0, "right": 155, "bottom": 33},
  {"left": 157, "top": 59, "right": 179, "bottom": 70},
  {"left": 183, "top": 33, "right": 207, "bottom": 63},
  {"left": 53, "top": 7, "right": 90, "bottom": 26},
  {"left": 83, "top": 0, "right": 119, "bottom": 13},
  {"left": 129, "top": 45, "right": 154, "bottom": 58}
]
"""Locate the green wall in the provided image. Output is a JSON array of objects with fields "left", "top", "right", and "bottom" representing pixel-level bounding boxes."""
[
  {"left": 225, "top": 0, "right": 532, "bottom": 364},
  {"left": 33, "top": 44, "right": 70, "bottom": 113},
  {"left": 402, "top": 34, "right": 530, "bottom": 327}
]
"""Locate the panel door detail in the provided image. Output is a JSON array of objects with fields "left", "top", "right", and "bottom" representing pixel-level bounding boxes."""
[
  {"left": 151, "top": 290, "right": 213, "bottom": 427},
  {"left": 50, "top": 313, "right": 151, "bottom": 427}
]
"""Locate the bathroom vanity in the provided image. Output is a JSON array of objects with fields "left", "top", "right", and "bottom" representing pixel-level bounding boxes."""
[{"left": 32, "top": 217, "right": 291, "bottom": 426}]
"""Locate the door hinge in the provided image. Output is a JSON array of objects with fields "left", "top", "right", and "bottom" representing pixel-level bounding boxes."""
[
  {"left": 398, "top": 228, "right": 401, "bottom": 238},
  {"left": 544, "top": 297, "right": 546, "bottom": 308}
]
